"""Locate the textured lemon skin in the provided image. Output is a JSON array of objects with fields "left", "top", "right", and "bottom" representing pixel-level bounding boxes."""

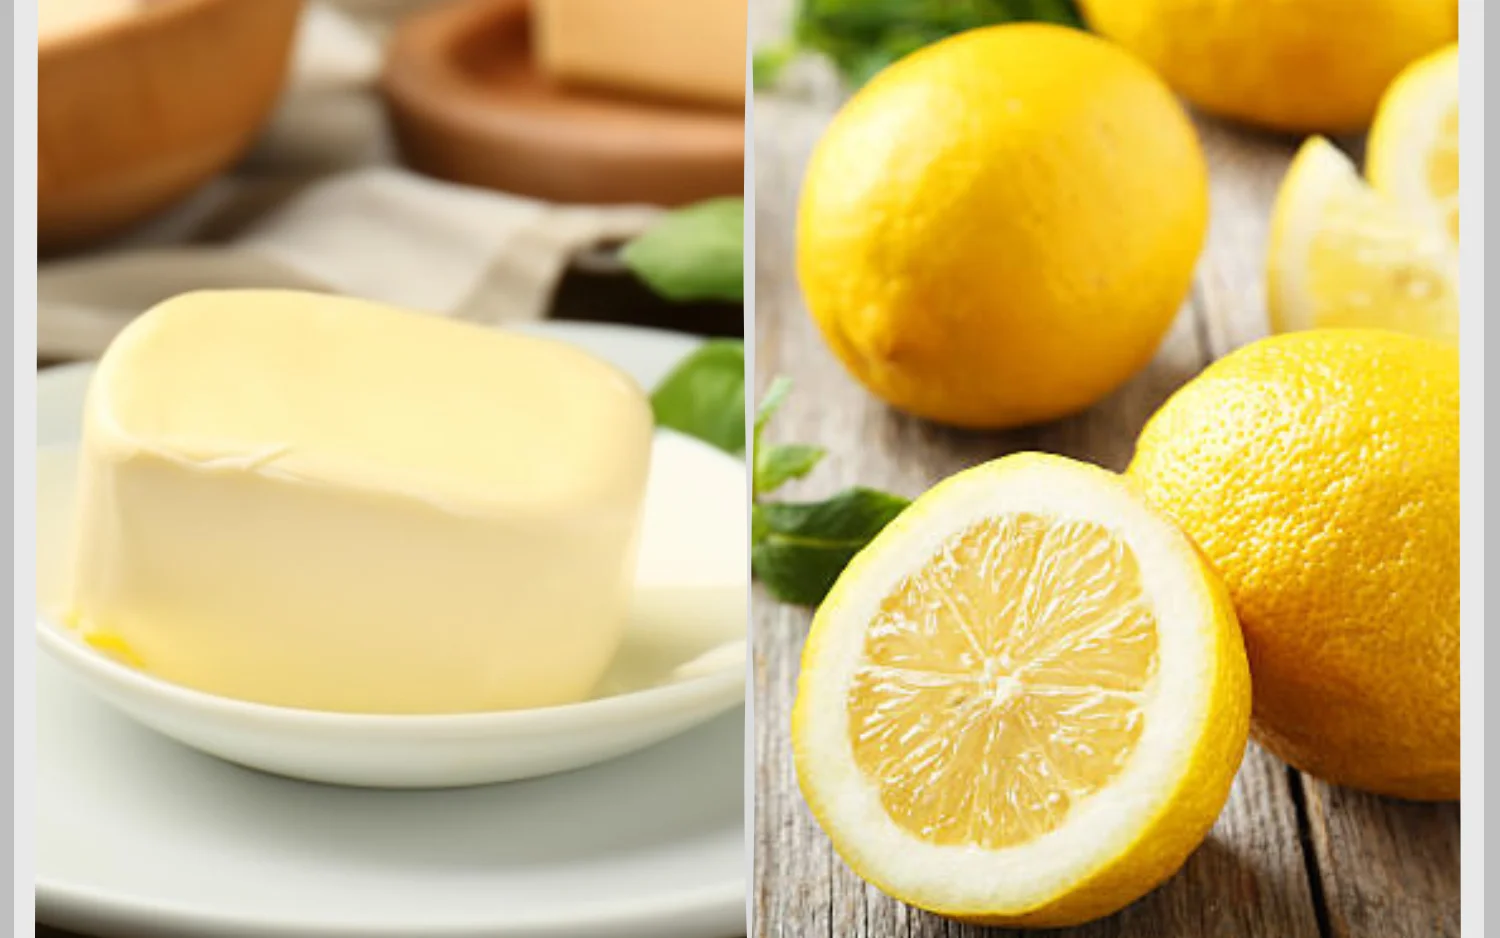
[
  {"left": 792, "top": 454, "right": 1251, "bottom": 926},
  {"left": 1078, "top": 0, "right": 1457, "bottom": 133},
  {"left": 796, "top": 25, "right": 1207, "bottom": 430},
  {"left": 1127, "top": 331, "right": 1459, "bottom": 800}
]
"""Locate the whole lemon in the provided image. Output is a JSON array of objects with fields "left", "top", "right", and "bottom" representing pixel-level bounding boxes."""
[
  {"left": 796, "top": 23, "right": 1207, "bottom": 429},
  {"left": 1127, "top": 330, "right": 1458, "bottom": 800},
  {"left": 1078, "top": 0, "right": 1458, "bottom": 133}
]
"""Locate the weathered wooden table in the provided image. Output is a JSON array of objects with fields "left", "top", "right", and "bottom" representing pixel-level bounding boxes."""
[{"left": 749, "top": 5, "right": 1461, "bottom": 937}]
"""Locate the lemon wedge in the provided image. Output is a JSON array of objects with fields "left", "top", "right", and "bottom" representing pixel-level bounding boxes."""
[
  {"left": 1368, "top": 43, "right": 1459, "bottom": 246},
  {"left": 792, "top": 454, "right": 1250, "bottom": 927},
  {"left": 1267, "top": 136, "right": 1457, "bottom": 343}
]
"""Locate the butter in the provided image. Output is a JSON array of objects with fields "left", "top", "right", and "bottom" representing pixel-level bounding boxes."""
[
  {"left": 533, "top": 0, "right": 747, "bottom": 109},
  {"left": 39, "top": 0, "right": 138, "bottom": 42},
  {"left": 68, "top": 290, "right": 654, "bottom": 714}
]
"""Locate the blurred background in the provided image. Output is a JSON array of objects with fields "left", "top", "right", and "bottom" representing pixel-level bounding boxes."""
[{"left": 37, "top": 0, "right": 748, "bottom": 367}]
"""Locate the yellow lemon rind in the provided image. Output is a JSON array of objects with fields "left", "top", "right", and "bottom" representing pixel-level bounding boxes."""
[
  {"left": 793, "top": 23, "right": 1209, "bottom": 431},
  {"left": 1126, "top": 330, "right": 1459, "bottom": 802}
]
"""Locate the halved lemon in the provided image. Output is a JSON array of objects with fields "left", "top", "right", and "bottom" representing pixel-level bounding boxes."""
[
  {"left": 1267, "top": 136, "right": 1457, "bottom": 343},
  {"left": 1367, "top": 43, "right": 1459, "bottom": 246},
  {"left": 792, "top": 454, "right": 1250, "bottom": 927}
]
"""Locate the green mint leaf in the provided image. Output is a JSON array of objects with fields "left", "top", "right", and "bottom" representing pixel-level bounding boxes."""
[
  {"left": 845, "top": 48, "right": 904, "bottom": 86},
  {"left": 747, "top": 375, "right": 909, "bottom": 605},
  {"left": 752, "top": 377, "right": 821, "bottom": 496},
  {"left": 1021, "top": 0, "right": 1085, "bottom": 25},
  {"left": 754, "top": 376, "right": 794, "bottom": 438},
  {"left": 621, "top": 198, "right": 744, "bottom": 303},
  {"left": 751, "top": 502, "right": 771, "bottom": 544},
  {"left": 751, "top": 487, "right": 910, "bottom": 605},
  {"left": 753, "top": 41, "right": 799, "bottom": 88},
  {"left": 752, "top": 376, "right": 795, "bottom": 492},
  {"left": 755, "top": 443, "right": 826, "bottom": 497},
  {"left": 788, "top": 0, "right": 1084, "bottom": 87},
  {"left": 651, "top": 340, "right": 746, "bottom": 455}
]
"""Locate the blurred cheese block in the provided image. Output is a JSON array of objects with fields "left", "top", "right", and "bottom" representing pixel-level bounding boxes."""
[
  {"left": 533, "top": 0, "right": 746, "bottom": 109},
  {"left": 38, "top": 0, "right": 138, "bottom": 42},
  {"left": 381, "top": 0, "right": 744, "bottom": 206},
  {"left": 67, "top": 290, "right": 654, "bottom": 714}
]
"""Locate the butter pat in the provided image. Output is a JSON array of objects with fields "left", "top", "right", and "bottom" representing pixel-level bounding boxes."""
[
  {"left": 533, "top": 0, "right": 746, "bottom": 109},
  {"left": 68, "top": 290, "right": 653, "bottom": 714},
  {"left": 39, "top": 0, "right": 138, "bottom": 42}
]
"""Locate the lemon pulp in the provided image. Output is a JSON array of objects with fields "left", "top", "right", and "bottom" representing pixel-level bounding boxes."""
[
  {"left": 847, "top": 513, "right": 1159, "bottom": 850},
  {"left": 1304, "top": 183, "right": 1454, "bottom": 337},
  {"left": 1270, "top": 137, "right": 1457, "bottom": 343},
  {"left": 1429, "top": 106, "right": 1458, "bottom": 241}
]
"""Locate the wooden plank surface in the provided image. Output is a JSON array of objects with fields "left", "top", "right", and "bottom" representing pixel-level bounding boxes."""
[{"left": 748, "top": 3, "right": 1460, "bottom": 936}]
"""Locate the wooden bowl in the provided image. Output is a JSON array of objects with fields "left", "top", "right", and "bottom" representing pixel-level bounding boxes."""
[
  {"left": 380, "top": 0, "right": 744, "bottom": 206},
  {"left": 38, "top": 0, "right": 303, "bottom": 254}
]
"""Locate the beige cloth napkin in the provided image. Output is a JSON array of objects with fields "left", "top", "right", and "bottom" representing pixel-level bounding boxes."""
[{"left": 38, "top": 2, "right": 662, "bottom": 361}]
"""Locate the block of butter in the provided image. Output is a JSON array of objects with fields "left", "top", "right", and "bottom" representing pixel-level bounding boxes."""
[
  {"left": 67, "top": 290, "right": 654, "bottom": 714},
  {"left": 533, "top": 0, "right": 747, "bottom": 109},
  {"left": 39, "top": 0, "right": 138, "bottom": 42}
]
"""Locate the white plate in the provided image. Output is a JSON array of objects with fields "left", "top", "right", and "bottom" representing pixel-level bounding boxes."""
[{"left": 35, "top": 321, "right": 747, "bottom": 937}]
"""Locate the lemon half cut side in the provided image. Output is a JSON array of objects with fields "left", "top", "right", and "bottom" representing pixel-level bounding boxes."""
[
  {"left": 1368, "top": 43, "right": 1459, "bottom": 246},
  {"left": 1268, "top": 136, "right": 1457, "bottom": 343},
  {"left": 792, "top": 454, "right": 1250, "bottom": 927}
]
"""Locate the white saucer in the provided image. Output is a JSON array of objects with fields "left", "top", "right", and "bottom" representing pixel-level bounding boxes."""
[
  {"left": 35, "top": 321, "right": 747, "bottom": 937},
  {"left": 37, "top": 654, "right": 745, "bottom": 938}
]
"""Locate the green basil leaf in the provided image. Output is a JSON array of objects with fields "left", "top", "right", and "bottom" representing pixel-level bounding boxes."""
[
  {"left": 621, "top": 198, "right": 745, "bottom": 302},
  {"left": 755, "top": 443, "right": 827, "bottom": 497},
  {"left": 751, "top": 487, "right": 910, "bottom": 605},
  {"left": 651, "top": 340, "right": 746, "bottom": 455}
]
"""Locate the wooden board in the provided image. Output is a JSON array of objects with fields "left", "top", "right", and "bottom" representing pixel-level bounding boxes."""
[
  {"left": 381, "top": 0, "right": 744, "bottom": 207},
  {"left": 748, "top": 4, "right": 1460, "bottom": 937}
]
